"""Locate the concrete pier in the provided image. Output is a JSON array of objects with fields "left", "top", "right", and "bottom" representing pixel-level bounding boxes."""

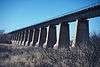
[
  {"left": 18, "top": 31, "right": 22, "bottom": 45},
  {"left": 23, "top": 29, "right": 28, "bottom": 46},
  {"left": 58, "top": 22, "right": 70, "bottom": 48},
  {"left": 30, "top": 29, "right": 35, "bottom": 46},
  {"left": 21, "top": 30, "right": 26, "bottom": 45},
  {"left": 17, "top": 32, "right": 21, "bottom": 45},
  {"left": 46, "top": 25, "right": 57, "bottom": 48},
  {"left": 25, "top": 29, "right": 30, "bottom": 46},
  {"left": 32, "top": 28, "right": 39, "bottom": 46},
  {"left": 75, "top": 19, "right": 89, "bottom": 46},
  {"left": 38, "top": 27, "right": 47, "bottom": 47},
  {"left": 27, "top": 29, "right": 34, "bottom": 46},
  {"left": 14, "top": 33, "right": 18, "bottom": 44},
  {"left": 11, "top": 34, "right": 15, "bottom": 44}
]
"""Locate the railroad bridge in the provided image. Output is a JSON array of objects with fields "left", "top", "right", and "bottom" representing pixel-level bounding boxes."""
[{"left": 8, "top": 4, "right": 100, "bottom": 49}]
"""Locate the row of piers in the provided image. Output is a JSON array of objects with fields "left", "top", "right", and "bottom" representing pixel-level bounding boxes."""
[{"left": 10, "top": 18, "right": 89, "bottom": 49}]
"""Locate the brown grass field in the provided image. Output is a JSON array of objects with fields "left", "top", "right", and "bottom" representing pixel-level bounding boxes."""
[{"left": 0, "top": 34, "right": 100, "bottom": 67}]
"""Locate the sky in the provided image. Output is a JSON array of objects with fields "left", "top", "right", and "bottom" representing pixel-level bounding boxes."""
[{"left": 0, "top": 0, "right": 100, "bottom": 40}]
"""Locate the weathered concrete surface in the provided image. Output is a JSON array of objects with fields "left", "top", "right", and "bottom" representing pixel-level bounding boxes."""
[
  {"left": 75, "top": 19, "right": 89, "bottom": 46},
  {"left": 58, "top": 22, "right": 70, "bottom": 48},
  {"left": 37, "top": 27, "right": 47, "bottom": 47},
  {"left": 25, "top": 29, "right": 30, "bottom": 46},
  {"left": 18, "top": 31, "right": 24, "bottom": 45},
  {"left": 21, "top": 30, "right": 26, "bottom": 46},
  {"left": 32, "top": 28, "right": 39, "bottom": 46},
  {"left": 46, "top": 25, "right": 57, "bottom": 48},
  {"left": 16, "top": 32, "right": 21, "bottom": 45},
  {"left": 23, "top": 29, "right": 28, "bottom": 46},
  {"left": 27, "top": 29, "right": 34, "bottom": 46}
]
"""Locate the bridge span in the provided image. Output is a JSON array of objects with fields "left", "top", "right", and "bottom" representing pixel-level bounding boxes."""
[{"left": 8, "top": 4, "right": 100, "bottom": 49}]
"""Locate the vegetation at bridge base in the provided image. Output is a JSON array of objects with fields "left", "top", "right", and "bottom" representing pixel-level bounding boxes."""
[
  {"left": 0, "top": 33, "right": 100, "bottom": 67},
  {"left": 0, "top": 33, "right": 12, "bottom": 44}
]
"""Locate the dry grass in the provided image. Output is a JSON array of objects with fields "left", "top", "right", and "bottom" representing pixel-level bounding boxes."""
[{"left": 0, "top": 34, "right": 100, "bottom": 67}]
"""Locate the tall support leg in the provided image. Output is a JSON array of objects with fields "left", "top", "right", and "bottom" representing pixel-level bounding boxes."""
[
  {"left": 75, "top": 19, "right": 89, "bottom": 46},
  {"left": 46, "top": 25, "right": 57, "bottom": 48},
  {"left": 11, "top": 34, "right": 14, "bottom": 41},
  {"left": 14, "top": 33, "right": 18, "bottom": 45},
  {"left": 22, "top": 30, "right": 27, "bottom": 46},
  {"left": 13, "top": 33, "right": 16, "bottom": 44},
  {"left": 16, "top": 32, "right": 20, "bottom": 45},
  {"left": 18, "top": 31, "right": 22, "bottom": 45},
  {"left": 27, "top": 29, "right": 34, "bottom": 46},
  {"left": 30, "top": 29, "right": 35, "bottom": 46},
  {"left": 12, "top": 34, "right": 14, "bottom": 44},
  {"left": 32, "top": 28, "right": 39, "bottom": 46},
  {"left": 19, "top": 31, "right": 24, "bottom": 45},
  {"left": 36, "top": 27, "right": 47, "bottom": 47},
  {"left": 25, "top": 29, "right": 30, "bottom": 46},
  {"left": 35, "top": 28, "right": 41, "bottom": 47},
  {"left": 39, "top": 27, "right": 47, "bottom": 47},
  {"left": 58, "top": 22, "right": 70, "bottom": 48},
  {"left": 23, "top": 29, "right": 28, "bottom": 46},
  {"left": 19, "top": 32, "right": 22, "bottom": 45}
]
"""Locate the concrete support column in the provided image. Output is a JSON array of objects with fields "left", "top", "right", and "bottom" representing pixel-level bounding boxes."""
[
  {"left": 46, "top": 25, "right": 57, "bottom": 48},
  {"left": 10, "top": 34, "right": 13, "bottom": 41},
  {"left": 13, "top": 33, "right": 16, "bottom": 44},
  {"left": 18, "top": 31, "right": 23, "bottom": 45},
  {"left": 11, "top": 34, "right": 14, "bottom": 43},
  {"left": 19, "top": 32, "right": 22, "bottom": 44},
  {"left": 18, "top": 32, "right": 22, "bottom": 45},
  {"left": 36, "top": 27, "right": 47, "bottom": 47},
  {"left": 32, "top": 28, "right": 39, "bottom": 46},
  {"left": 14, "top": 33, "right": 18, "bottom": 44},
  {"left": 22, "top": 30, "right": 27, "bottom": 46},
  {"left": 75, "top": 19, "right": 89, "bottom": 46},
  {"left": 12, "top": 34, "right": 14, "bottom": 40},
  {"left": 27, "top": 29, "right": 34, "bottom": 46},
  {"left": 19, "top": 31, "right": 24, "bottom": 45},
  {"left": 30, "top": 29, "right": 35, "bottom": 46},
  {"left": 23, "top": 29, "right": 28, "bottom": 46},
  {"left": 17, "top": 32, "right": 21, "bottom": 45},
  {"left": 25, "top": 29, "right": 30, "bottom": 46},
  {"left": 58, "top": 22, "right": 70, "bottom": 48},
  {"left": 35, "top": 28, "right": 41, "bottom": 47},
  {"left": 16, "top": 32, "right": 20, "bottom": 45}
]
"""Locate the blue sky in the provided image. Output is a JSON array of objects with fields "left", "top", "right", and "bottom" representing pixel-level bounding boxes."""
[{"left": 0, "top": 0, "right": 100, "bottom": 39}]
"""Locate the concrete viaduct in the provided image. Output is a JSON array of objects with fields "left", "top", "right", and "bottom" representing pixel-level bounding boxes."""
[{"left": 8, "top": 4, "right": 100, "bottom": 49}]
